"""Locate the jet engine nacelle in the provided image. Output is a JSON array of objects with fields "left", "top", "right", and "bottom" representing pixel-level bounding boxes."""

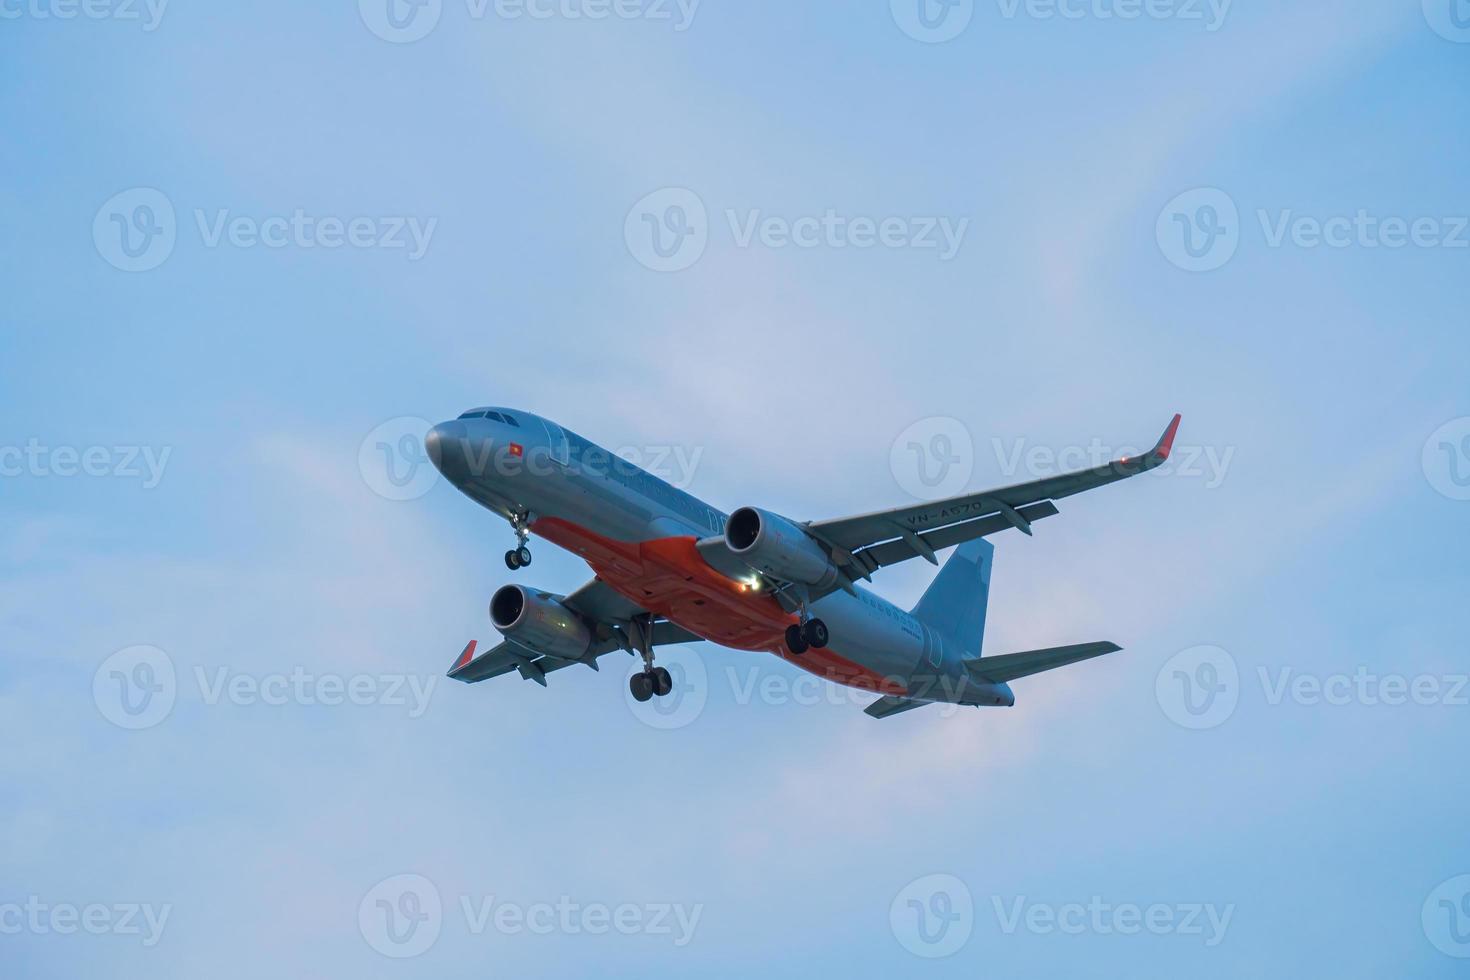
[
  {"left": 724, "top": 506, "right": 840, "bottom": 590},
  {"left": 489, "top": 585, "right": 592, "bottom": 661}
]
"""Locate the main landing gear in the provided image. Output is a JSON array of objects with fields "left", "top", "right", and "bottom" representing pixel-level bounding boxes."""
[
  {"left": 629, "top": 666, "right": 673, "bottom": 703},
  {"left": 503, "top": 515, "right": 533, "bottom": 570},
  {"left": 784, "top": 617, "right": 829, "bottom": 656},
  {"left": 627, "top": 614, "right": 675, "bottom": 703}
]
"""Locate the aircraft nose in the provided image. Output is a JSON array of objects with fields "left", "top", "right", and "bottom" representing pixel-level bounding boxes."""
[{"left": 425, "top": 420, "right": 466, "bottom": 475}]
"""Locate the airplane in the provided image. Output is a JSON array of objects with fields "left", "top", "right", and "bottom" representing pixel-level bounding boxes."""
[{"left": 425, "top": 409, "right": 1180, "bottom": 719}]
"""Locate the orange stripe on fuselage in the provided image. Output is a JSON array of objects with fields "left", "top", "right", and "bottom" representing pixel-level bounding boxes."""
[{"left": 531, "top": 516, "right": 905, "bottom": 695}]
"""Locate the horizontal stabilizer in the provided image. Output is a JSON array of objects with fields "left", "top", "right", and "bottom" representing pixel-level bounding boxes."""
[
  {"left": 864, "top": 695, "right": 931, "bottom": 719},
  {"left": 964, "top": 641, "right": 1122, "bottom": 684}
]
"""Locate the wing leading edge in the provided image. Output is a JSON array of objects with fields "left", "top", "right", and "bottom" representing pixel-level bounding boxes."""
[{"left": 806, "top": 414, "right": 1180, "bottom": 581}]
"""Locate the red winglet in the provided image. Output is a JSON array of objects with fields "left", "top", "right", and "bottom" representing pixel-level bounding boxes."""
[
  {"left": 1151, "top": 413, "right": 1182, "bottom": 462},
  {"left": 451, "top": 640, "right": 477, "bottom": 673}
]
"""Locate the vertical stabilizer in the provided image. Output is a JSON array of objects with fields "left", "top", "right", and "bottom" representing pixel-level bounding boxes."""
[{"left": 911, "top": 539, "right": 993, "bottom": 655}]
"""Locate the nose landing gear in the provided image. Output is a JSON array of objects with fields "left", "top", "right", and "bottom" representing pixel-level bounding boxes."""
[{"left": 503, "top": 514, "right": 533, "bottom": 570}]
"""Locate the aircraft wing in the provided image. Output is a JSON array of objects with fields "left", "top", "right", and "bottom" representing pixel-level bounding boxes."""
[
  {"left": 804, "top": 414, "right": 1180, "bottom": 582},
  {"left": 446, "top": 578, "right": 704, "bottom": 685}
]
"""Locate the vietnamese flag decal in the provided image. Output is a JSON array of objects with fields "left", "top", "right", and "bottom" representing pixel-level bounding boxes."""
[{"left": 509, "top": 443, "right": 524, "bottom": 457}]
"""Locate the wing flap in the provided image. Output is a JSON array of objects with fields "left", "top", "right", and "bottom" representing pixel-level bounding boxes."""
[{"left": 853, "top": 501, "right": 1058, "bottom": 572}]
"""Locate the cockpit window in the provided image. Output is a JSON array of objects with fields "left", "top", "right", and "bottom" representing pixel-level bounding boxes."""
[
  {"left": 501, "top": 413, "right": 519, "bottom": 427},
  {"left": 485, "top": 411, "right": 506, "bottom": 423},
  {"left": 458, "top": 410, "right": 486, "bottom": 419}
]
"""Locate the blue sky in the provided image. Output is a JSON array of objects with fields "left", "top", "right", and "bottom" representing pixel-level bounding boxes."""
[{"left": 3, "top": 1, "right": 1469, "bottom": 977}]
